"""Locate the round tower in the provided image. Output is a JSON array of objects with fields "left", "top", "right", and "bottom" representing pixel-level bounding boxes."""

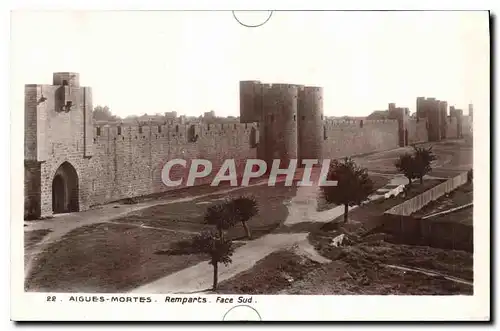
[
  {"left": 297, "top": 86, "right": 324, "bottom": 165},
  {"left": 260, "top": 84, "right": 298, "bottom": 168}
]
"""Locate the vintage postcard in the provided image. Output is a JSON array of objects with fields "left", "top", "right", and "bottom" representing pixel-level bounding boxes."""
[{"left": 10, "top": 9, "right": 490, "bottom": 321}]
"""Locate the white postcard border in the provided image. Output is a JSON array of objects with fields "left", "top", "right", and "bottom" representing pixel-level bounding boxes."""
[{"left": 8, "top": 1, "right": 492, "bottom": 322}]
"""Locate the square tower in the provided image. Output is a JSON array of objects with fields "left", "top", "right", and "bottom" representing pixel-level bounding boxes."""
[{"left": 24, "top": 72, "right": 94, "bottom": 218}]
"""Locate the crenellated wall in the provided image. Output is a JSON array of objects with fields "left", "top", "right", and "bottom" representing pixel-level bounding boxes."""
[
  {"left": 25, "top": 73, "right": 447, "bottom": 218},
  {"left": 24, "top": 74, "right": 262, "bottom": 217},
  {"left": 26, "top": 101, "right": 259, "bottom": 217},
  {"left": 88, "top": 121, "right": 259, "bottom": 206}
]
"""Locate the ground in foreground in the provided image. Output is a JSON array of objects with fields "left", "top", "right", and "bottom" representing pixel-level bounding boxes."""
[
  {"left": 216, "top": 239, "right": 472, "bottom": 295},
  {"left": 25, "top": 223, "right": 208, "bottom": 292}
]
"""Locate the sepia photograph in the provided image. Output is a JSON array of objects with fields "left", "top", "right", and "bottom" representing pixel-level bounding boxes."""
[{"left": 10, "top": 8, "right": 490, "bottom": 321}]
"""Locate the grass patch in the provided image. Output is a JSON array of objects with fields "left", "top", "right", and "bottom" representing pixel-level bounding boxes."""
[
  {"left": 25, "top": 229, "right": 52, "bottom": 248},
  {"left": 25, "top": 223, "right": 207, "bottom": 293},
  {"left": 216, "top": 250, "right": 320, "bottom": 294},
  {"left": 113, "top": 183, "right": 297, "bottom": 241}
]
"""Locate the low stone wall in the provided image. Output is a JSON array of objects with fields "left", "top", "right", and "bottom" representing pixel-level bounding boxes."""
[{"left": 385, "top": 172, "right": 468, "bottom": 216}]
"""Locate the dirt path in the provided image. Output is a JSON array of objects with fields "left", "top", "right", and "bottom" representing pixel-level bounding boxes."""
[{"left": 130, "top": 232, "right": 312, "bottom": 294}]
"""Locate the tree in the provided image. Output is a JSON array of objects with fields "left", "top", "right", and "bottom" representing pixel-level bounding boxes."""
[
  {"left": 412, "top": 146, "right": 436, "bottom": 184},
  {"left": 93, "top": 105, "right": 118, "bottom": 121},
  {"left": 190, "top": 231, "right": 234, "bottom": 290},
  {"left": 231, "top": 196, "right": 259, "bottom": 239},
  {"left": 395, "top": 153, "right": 417, "bottom": 187},
  {"left": 203, "top": 201, "right": 237, "bottom": 241},
  {"left": 321, "top": 157, "right": 374, "bottom": 223},
  {"left": 185, "top": 198, "right": 258, "bottom": 290}
]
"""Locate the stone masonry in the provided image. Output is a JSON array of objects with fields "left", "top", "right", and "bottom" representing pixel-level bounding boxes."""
[{"left": 24, "top": 73, "right": 465, "bottom": 218}]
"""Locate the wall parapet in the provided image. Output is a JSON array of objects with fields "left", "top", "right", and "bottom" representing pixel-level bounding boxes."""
[
  {"left": 92, "top": 121, "right": 259, "bottom": 141},
  {"left": 323, "top": 119, "right": 397, "bottom": 127}
]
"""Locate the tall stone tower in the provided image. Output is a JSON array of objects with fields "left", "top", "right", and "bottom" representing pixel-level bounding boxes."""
[
  {"left": 24, "top": 72, "right": 94, "bottom": 218},
  {"left": 297, "top": 86, "right": 324, "bottom": 165},
  {"left": 239, "top": 80, "right": 325, "bottom": 169},
  {"left": 260, "top": 84, "right": 299, "bottom": 167}
]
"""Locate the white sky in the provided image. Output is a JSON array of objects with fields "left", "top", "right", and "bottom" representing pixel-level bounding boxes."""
[{"left": 10, "top": 10, "right": 489, "bottom": 117}]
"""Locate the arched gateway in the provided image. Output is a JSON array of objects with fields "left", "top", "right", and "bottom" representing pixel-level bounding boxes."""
[{"left": 52, "top": 161, "right": 79, "bottom": 214}]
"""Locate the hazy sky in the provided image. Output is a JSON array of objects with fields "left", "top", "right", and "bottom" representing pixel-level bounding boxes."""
[{"left": 10, "top": 10, "right": 489, "bottom": 117}]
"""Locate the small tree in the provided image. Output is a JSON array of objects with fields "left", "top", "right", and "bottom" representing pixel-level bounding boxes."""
[
  {"left": 413, "top": 146, "right": 436, "bottom": 184},
  {"left": 321, "top": 157, "right": 374, "bottom": 223},
  {"left": 190, "top": 231, "right": 234, "bottom": 290},
  {"left": 395, "top": 153, "right": 416, "bottom": 187},
  {"left": 231, "top": 196, "right": 259, "bottom": 239},
  {"left": 204, "top": 201, "right": 237, "bottom": 241}
]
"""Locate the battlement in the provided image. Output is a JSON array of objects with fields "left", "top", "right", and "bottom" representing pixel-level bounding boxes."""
[
  {"left": 260, "top": 83, "right": 322, "bottom": 92},
  {"left": 261, "top": 83, "right": 301, "bottom": 92},
  {"left": 323, "top": 118, "right": 397, "bottom": 128},
  {"left": 92, "top": 120, "right": 259, "bottom": 142}
]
